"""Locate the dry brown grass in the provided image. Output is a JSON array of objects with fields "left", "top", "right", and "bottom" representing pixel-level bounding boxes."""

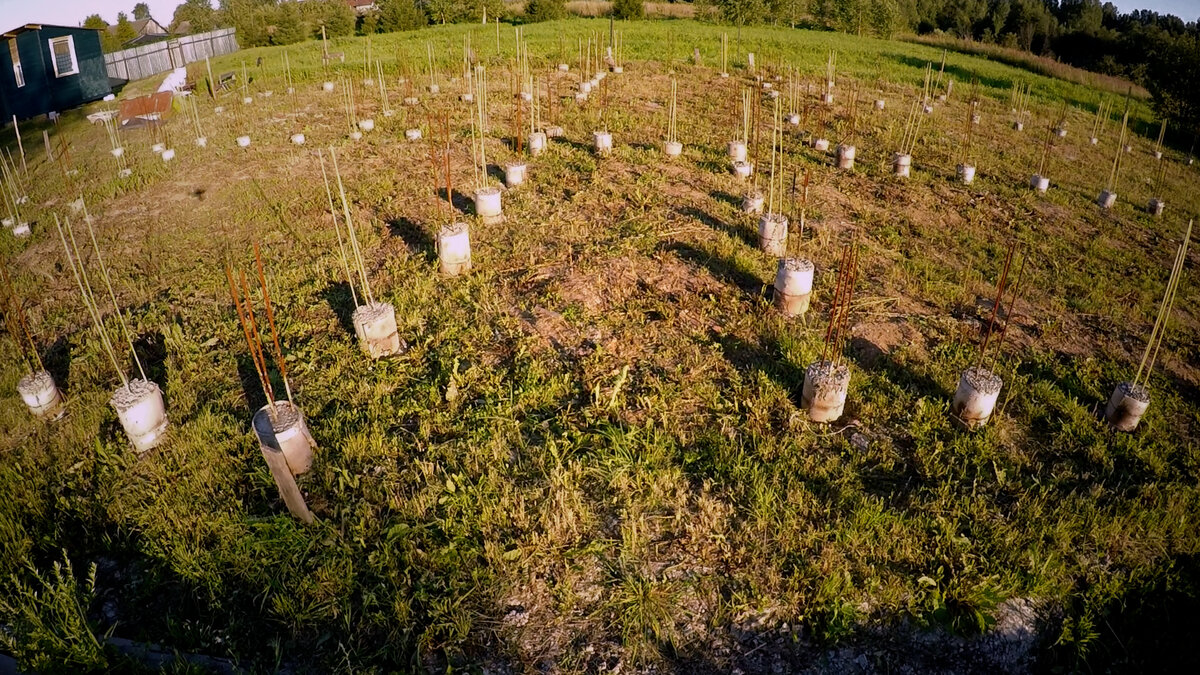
[
  {"left": 902, "top": 33, "right": 1149, "bottom": 99},
  {"left": 562, "top": 1, "right": 696, "bottom": 18}
]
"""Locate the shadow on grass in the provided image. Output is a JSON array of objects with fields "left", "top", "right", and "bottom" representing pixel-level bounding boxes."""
[
  {"left": 321, "top": 281, "right": 358, "bottom": 338},
  {"left": 386, "top": 216, "right": 436, "bottom": 261},
  {"left": 437, "top": 187, "right": 474, "bottom": 215},
  {"left": 659, "top": 240, "right": 763, "bottom": 295},
  {"left": 42, "top": 335, "right": 73, "bottom": 392},
  {"left": 677, "top": 203, "right": 756, "bottom": 249}
]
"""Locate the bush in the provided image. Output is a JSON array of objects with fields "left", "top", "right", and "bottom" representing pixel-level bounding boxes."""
[
  {"left": 612, "top": 0, "right": 645, "bottom": 21},
  {"left": 525, "top": 0, "right": 568, "bottom": 23},
  {"left": 378, "top": 0, "right": 427, "bottom": 32}
]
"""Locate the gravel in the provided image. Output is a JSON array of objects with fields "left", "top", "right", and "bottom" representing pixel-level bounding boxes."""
[
  {"left": 1117, "top": 380, "right": 1150, "bottom": 402},
  {"left": 17, "top": 369, "right": 53, "bottom": 395},
  {"left": 963, "top": 366, "right": 1003, "bottom": 395},
  {"left": 806, "top": 360, "right": 851, "bottom": 389},
  {"left": 109, "top": 378, "right": 160, "bottom": 411}
]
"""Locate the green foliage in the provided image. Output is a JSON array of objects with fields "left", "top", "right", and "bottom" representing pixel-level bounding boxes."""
[
  {"left": 272, "top": 1, "right": 309, "bottom": 45},
  {"left": 525, "top": 0, "right": 568, "bottom": 23},
  {"left": 132, "top": 3, "right": 152, "bottom": 21},
  {"left": 359, "top": 9, "right": 381, "bottom": 35},
  {"left": 171, "top": 0, "right": 218, "bottom": 34},
  {"left": 0, "top": 553, "right": 108, "bottom": 672},
  {"left": 612, "top": 0, "right": 646, "bottom": 21},
  {"left": 378, "top": 0, "right": 428, "bottom": 32},
  {"left": 113, "top": 12, "right": 139, "bottom": 46},
  {"left": 82, "top": 14, "right": 108, "bottom": 31},
  {"left": 302, "top": 0, "right": 356, "bottom": 38}
]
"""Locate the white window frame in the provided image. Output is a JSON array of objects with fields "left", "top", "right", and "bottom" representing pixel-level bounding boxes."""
[
  {"left": 8, "top": 39, "right": 23, "bottom": 87},
  {"left": 49, "top": 35, "right": 78, "bottom": 78}
]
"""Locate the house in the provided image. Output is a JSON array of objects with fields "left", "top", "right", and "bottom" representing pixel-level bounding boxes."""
[
  {"left": 346, "top": 1, "right": 378, "bottom": 16},
  {"left": 0, "top": 24, "right": 111, "bottom": 120},
  {"left": 109, "top": 18, "right": 169, "bottom": 46}
]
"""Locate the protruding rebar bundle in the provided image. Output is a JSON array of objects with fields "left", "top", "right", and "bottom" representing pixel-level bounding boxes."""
[{"left": 1134, "top": 220, "right": 1193, "bottom": 389}]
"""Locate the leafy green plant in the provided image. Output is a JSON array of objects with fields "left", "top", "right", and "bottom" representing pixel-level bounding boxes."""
[{"left": 0, "top": 552, "right": 109, "bottom": 673}]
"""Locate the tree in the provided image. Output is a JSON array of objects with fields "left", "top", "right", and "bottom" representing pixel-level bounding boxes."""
[
  {"left": 359, "top": 10, "right": 381, "bottom": 35},
  {"left": 82, "top": 14, "right": 109, "bottom": 30},
  {"left": 133, "top": 3, "right": 152, "bottom": 21},
  {"left": 612, "top": 0, "right": 645, "bottom": 20},
  {"left": 525, "top": 0, "right": 567, "bottom": 22},
  {"left": 114, "top": 12, "right": 139, "bottom": 45},
  {"left": 378, "top": 0, "right": 427, "bottom": 32},
  {"left": 172, "top": 0, "right": 218, "bottom": 33},
  {"left": 424, "top": 0, "right": 459, "bottom": 24},
  {"left": 272, "top": 1, "right": 309, "bottom": 45}
]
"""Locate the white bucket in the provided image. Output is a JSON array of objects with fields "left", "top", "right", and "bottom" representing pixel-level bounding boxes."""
[
  {"left": 728, "top": 140, "right": 747, "bottom": 162},
  {"left": 802, "top": 360, "right": 851, "bottom": 423},
  {"left": 236, "top": 135, "right": 251, "bottom": 147},
  {"left": 110, "top": 379, "right": 168, "bottom": 452},
  {"left": 505, "top": 162, "right": 527, "bottom": 187},
  {"left": 1097, "top": 190, "right": 1117, "bottom": 210},
  {"left": 774, "top": 258, "right": 814, "bottom": 317},
  {"left": 836, "top": 144, "right": 856, "bottom": 170},
  {"left": 252, "top": 401, "right": 316, "bottom": 476},
  {"left": 529, "top": 131, "right": 547, "bottom": 156},
  {"left": 593, "top": 130, "right": 613, "bottom": 156},
  {"left": 1105, "top": 382, "right": 1150, "bottom": 432},
  {"left": 353, "top": 302, "right": 402, "bottom": 358},
  {"left": 757, "top": 214, "right": 788, "bottom": 256},
  {"left": 438, "top": 221, "right": 472, "bottom": 276},
  {"left": 474, "top": 186, "right": 503, "bottom": 224},
  {"left": 17, "top": 370, "right": 64, "bottom": 419},
  {"left": 952, "top": 367, "right": 1002, "bottom": 429},
  {"left": 663, "top": 140, "right": 682, "bottom": 158},
  {"left": 893, "top": 153, "right": 912, "bottom": 177}
]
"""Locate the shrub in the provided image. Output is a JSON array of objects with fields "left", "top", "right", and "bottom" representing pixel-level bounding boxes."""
[
  {"left": 612, "top": 0, "right": 645, "bottom": 21},
  {"left": 526, "top": 0, "right": 568, "bottom": 23}
]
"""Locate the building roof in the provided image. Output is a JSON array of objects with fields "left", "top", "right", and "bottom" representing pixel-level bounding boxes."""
[
  {"left": 107, "top": 18, "right": 167, "bottom": 37},
  {"left": 2, "top": 23, "right": 101, "bottom": 38}
]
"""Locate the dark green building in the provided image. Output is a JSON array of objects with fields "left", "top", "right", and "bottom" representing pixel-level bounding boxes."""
[{"left": 0, "top": 24, "right": 111, "bottom": 121}]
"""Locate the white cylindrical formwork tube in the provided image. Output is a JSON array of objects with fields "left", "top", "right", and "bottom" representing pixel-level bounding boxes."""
[
  {"left": 323, "top": 81, "right": 335, "bottom": 92},
  {"left": 1030, "top": 174, "right": 1049, "bottom": 193},
  {"left": 17, "top": 370, "right": 64, "bottom": 419},
  {"left": 574, "top": 91, "right": 588, "bottom": 103},
  {"left": 663, "top": 140, "right": 682, "bottom": 158},
  {"left": 593, "top": 131, "right": 613, "bottom": 156},
  {"left": 1105, "top": 382, "right": 1150, "bottom": 432},
  {"left": 236, "top": 135, "right": 251, "bottom": 147},
  {"left": 1153, "top": 151, "right": 1163, "bottom": 160},
  {"left": 520, "top": 91, "right": 533, "bottom": 102},
  {"left": 213, "top": 106, "right": 224, "bottom": 113},
  {"left": 812, "top": 138, "right": 830, "bottom": 152},
  {"left": 774, "top": 258, "right": 814, "bottom": 318},
  {"left": 1089, "top": 136, "right": 1099, "bottom": 145},
  {"left": 580, "top": 80, "right": 593, "bottom": 94},
  {"left": 505, "top": 162, "right": 527, "bottom": 187},
  {"left": 110, "top": 379, "right": 169, "bottom": 452},
  {"left": 2, "top": 217, "right": 12, "bottom": 227},
  {"left": 923, "top": 103, "right": 934, "bottom": 114},
  {"left": 242, "top": 96, "right": 253, "bottom": 105},
  {"left": 474, "top": 187, "right": 503, "bottom": 224},
  {"left": 544, "top": 125, "right": 564, "bottom": 138},
  {"left": 757, "top": 214, "right": 788, "bottom": 257},
  {"left": 1124, "top": 144, "right": 1133, "bottom": 153},
  {"left": 785, "top": 113, "right": 800, "bottom": 126},
  {"left": 762, "top": 81, "right": 773, "bottom": 90},
  {"left": 195, "top": 137, "right": 207, "bottom": 147},
  {"left": 1055, "top": 127, "right": 1067, "bottom": 138},
  {"left": 438, "top": 221, "right": 472, "bottom": 276},
  {"left": 1148, "top": 198, "right": 1165, "bottom": 217},
  {"left": 822, "top": 93, "right": 834, "bottom": 105},
  {"left": 119, "top": 168, "right": 132, "bottom": 178},
  {"left": 951, "top": 366, "right": 1003, "bottom": 429},
  {"left": 111, "top": 147, "right": 124, "bottom": 158},
  {"left": 403, "top": 96, "right": 419, "bottom": 106},
  {"left": 720, "top": 71, "right": 729, "bottom": 78},
  {"left": 151, "top": 143, "right": 164, "bottom": 154},
  {"left": 252, "top": 401, "right": 316, "bottom": 524},
  {"left": 349, "top": 131, "right": 362, "bottom": 141},
  {"left": 290, "top": 133, "right": 305, "bottom": 145},
  {"left": 595, "top": 71, "right": 606, "bottom": 81},
  {"left": 612, "top": 66, "right": 623, "bottom": 74},
  {"left": 742, "top": 192, "right": 764, "bottom": 215},
  {"left": 428, "top": 84, "right": 440, "bottom": 94},
  {"left": 728, "top": 140, "right": 747, "bottom": 162},
  {"left": 802, "top": 360, "right": 851, "bottom": 423},
  {"left": 1013, "top": 121, "right": 1024, "bottom": 132},
  {"left": 461, "top": 93, "right": 474, "bottom": 103},
  {"left": 529, "top": 131, "right": 547, "bottom": 156},
  {"left": 353, "top": 301, "right": 402, "bottom": 358},
  {"left": 874, "top": 99, "right": 885, "bottom": 111},
  {"left": 971, "top": 114, "right": 981, "bottom": 125},
  {"left": 12, "top": 222, "right": 30, "bottom": 237},
  {"left": 957, "top": 164, "right": 976, "bottom": 184},
  {"left": 893, "top": 153, "right": 912, "bottom": 177},
  {"left": 358, "top": 119, "right": 375, "bottom": 132},
  {"left": 835, "top": 144, "right": 856, "bottom": 170},
  {"left": 557, "top": 63, "right": 569, "bottom": 72},
  {"left": 731, "top": 160, "right": 752, "bottom": 180},
  {"left": 161, "top": 149, "right": 175, "bottom": 162},
  {"left": 405, "top": 128, "right": 422, "bottom": 141},
  {"left": 1097, "top": 190, "right": 1117, "bottom": 209}
]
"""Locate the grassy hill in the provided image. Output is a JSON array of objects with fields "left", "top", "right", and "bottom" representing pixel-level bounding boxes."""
[{"left": 1, "top": 18, "right": 1197, "bottom": 673}]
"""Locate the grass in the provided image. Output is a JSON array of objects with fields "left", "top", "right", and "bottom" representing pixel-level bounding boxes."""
[{"left": 1, "top": 17, "right": 1199, "bottom": 673}]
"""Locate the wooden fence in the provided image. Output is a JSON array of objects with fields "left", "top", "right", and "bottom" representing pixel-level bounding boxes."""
[{"left": 104, "top": 28, "right": 239, "bottom": 82}]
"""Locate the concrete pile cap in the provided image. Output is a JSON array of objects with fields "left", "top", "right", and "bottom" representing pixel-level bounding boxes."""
[
  {"left": 17, "top": 370, "right": 53, "bottom": 394},
  {"left": 807, "top": 360, "right": 850, "bottom": 388},
  {"left": 782, "top": 258, "right": 814, "bottom": 273},
  {"left": 354, "top": 302, "right": 393, "bottom": 323},
  {"left": 963, "top": 366, "right": 1003, "bottom": 395},
  {"left": 109, "top": 378, "right": 159, "bottom": 411},
  {"left": 1117, "top": 381, "right": 1150, "bottom": 402}
]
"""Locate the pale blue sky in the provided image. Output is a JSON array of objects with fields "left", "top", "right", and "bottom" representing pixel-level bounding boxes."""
[{"left": 0, "top": 0, "right": 1196, "bottom": 31}]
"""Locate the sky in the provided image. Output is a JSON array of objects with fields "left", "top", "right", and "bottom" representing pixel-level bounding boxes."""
[{"left": 0, "top": 0, "right": 1196, "bottom": 31}]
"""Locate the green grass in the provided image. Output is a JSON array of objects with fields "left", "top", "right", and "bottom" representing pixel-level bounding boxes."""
[{"left": 2, "top": 18, "right": 1199, "bottom": 673}]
